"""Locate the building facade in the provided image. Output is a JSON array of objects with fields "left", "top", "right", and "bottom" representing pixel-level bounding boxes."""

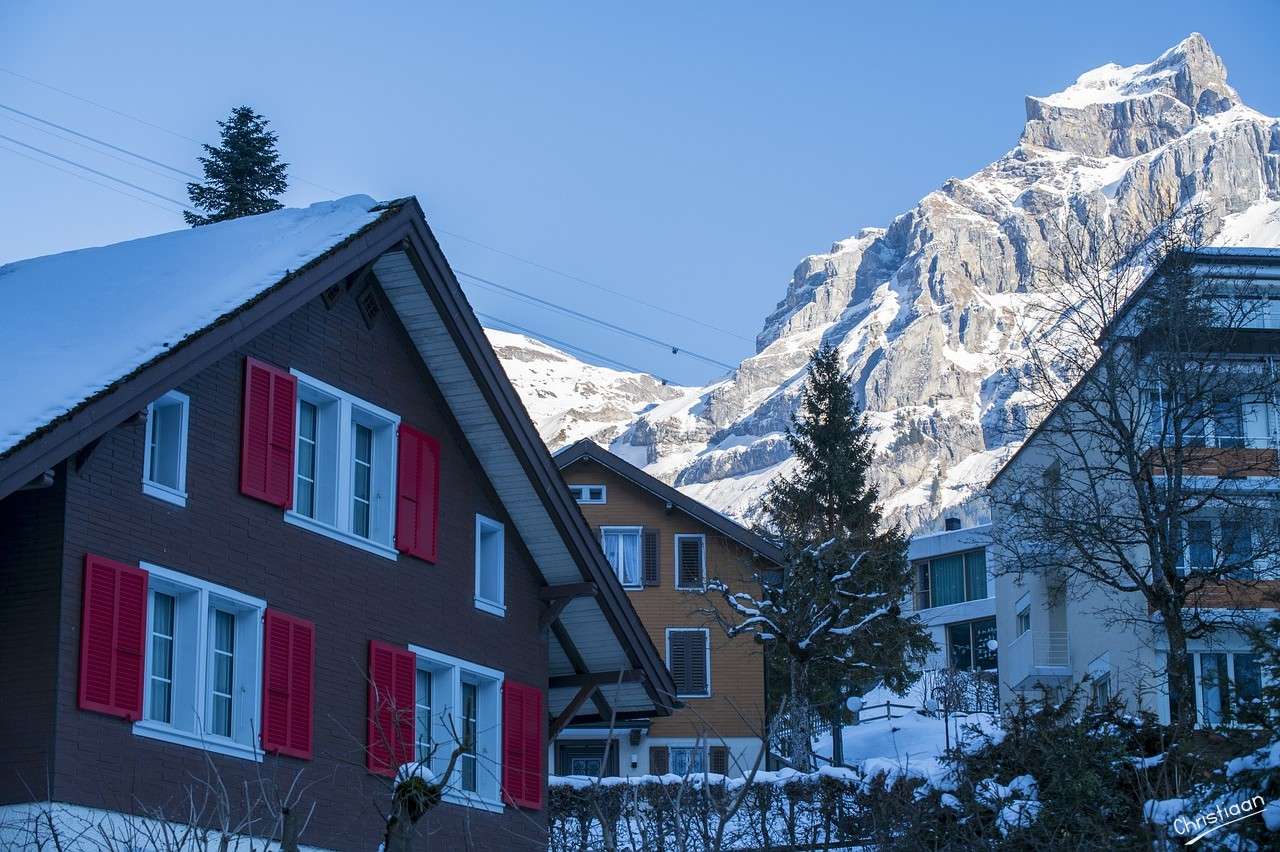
[
  {"left": 551, "top": 441, "right": 783, "bottom": 778},
  {"left": 990, "top": 247, "right": 1280, "bottom": 726},
  {"left": 0, "top": 197, "right": 673, "bottom": 849},
  {"left": 905, "top": 521, "right": 996, "bottom": 676}
]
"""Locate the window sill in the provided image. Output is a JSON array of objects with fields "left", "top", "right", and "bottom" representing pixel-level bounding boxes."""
[
  {"left": 142, "top": 480, "right": 187, "bottom": 508},
  {"left": 675, "top": 585, "right": 706, "bottom": 593},
  {"left": 474, "top": 597, "right": 506, "bottom": 617},
  {"left": 676, "top": 692, "right": 711, "bottom": 700},
  {"left": 441, "top": 788, "right": 505, "bottom": 814},
  {"left": 284, "top": 511, "right": 398, "bottom": 561},
  {"left": 133, "top": 720, "right": 261, "bottom": 762}
]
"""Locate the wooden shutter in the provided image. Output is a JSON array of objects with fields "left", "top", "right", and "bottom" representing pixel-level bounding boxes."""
[
  {"left": 669, "top": 630, "right": 707, "bottom": 696},
  {"left": 649, "top": 745, "right": 669, "bottom": 775},
  {"left": 667, "top": 631, "right": 689, "bottom": 695},
  {"left": 502, "top": 680, "right": 544, "bottom": 809},
  {"left": 367, "top": 640, "right": 416, "bottom": 776},
  {"left": 395, "top": 423, "right": 441, "bottom": 563},
  {"left": 78, "top": 554, "right": 148, "bottom": 720},
  {"left": 261, "top": 610, "right": 315, "bottom": 759},
  {"left": 677, "top": 536, "right": 704, "bottom": 589},
  {"left": 642, "top": 529, "right": 660, "bottom": 586},
  {"left": 709, "top": 745, "right": 729, "bottom": 775},
  {"left": 688, "top": 631, "right": 709, "bottom": 696},
  {"left": 240, "top": 357, "right": 297, "bottom": 507}
]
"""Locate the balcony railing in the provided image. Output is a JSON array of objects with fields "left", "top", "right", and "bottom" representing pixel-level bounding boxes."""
[{"left": 1007, "top": 629, "right": 1070, "bottom": 689}]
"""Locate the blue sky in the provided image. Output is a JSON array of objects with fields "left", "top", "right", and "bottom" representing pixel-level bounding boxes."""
[{"left": 1, "top": 2, "right": 1276, "bottom": 385}]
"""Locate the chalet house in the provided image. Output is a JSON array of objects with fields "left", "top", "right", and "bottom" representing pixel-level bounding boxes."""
[
  {"left": 0, "top": 196, "right": 675, "bottom": 849},
  {"left": 905, "top": 520, "right": 996, "bottom": 677},
  {"left": 989, "top": 247, "right": 1280, "bottom": 727},
  {"left": 551, "top": 440, "right": 783, "bottom": 779}
]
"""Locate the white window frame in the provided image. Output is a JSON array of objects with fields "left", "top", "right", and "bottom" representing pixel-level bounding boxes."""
[
  {"left": 674, "top": 534, "right": 707, "bottom": 591},
  {"left": 284, "top": 370, "right": 400, "bottom": 560},
  {"left": 665, "top": 627, "right": 711, "bottom": 699},
  {"left": 408, "top": 644, "right": 505, "bottom": 813},
  {"left": 141, "top": 390, "right": 190, "bottom": 507},
  {"left": 1015, "top": 595, "right": 1031, "bottom": 637},
  {"left": 668, "top": 744, "right": 707, "bottom": 776},
  {"left": 569, "top": 484, "right": 607, "bottom": 504},
  {"left": 135, "top": 562, "right": 265, "bottom": 763},
  {"left": 601, "top": 526, "right": 644, "bottom": 589},
  {"left": 1192, "top": 649, "right": 1266, "bottom": 728},
  {"left": 474, "top": 515, "right": 506, "bottom": 617}
]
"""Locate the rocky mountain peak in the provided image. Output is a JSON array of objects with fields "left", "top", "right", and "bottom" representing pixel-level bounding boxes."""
[
  {"left": 494, "top": 35, "right": 1279, "bottom": 533},
  {"left": 1021, "top": 33, "right": 1240, "bottom": 158}
]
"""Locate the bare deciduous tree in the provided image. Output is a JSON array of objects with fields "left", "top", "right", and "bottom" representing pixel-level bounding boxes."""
[{"left": 989, "top": 198, "right": 1280, "bottom": 736}]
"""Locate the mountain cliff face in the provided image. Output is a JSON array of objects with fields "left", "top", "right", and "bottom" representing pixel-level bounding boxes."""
[{"left": 494, "top": 34, "right": 1280, "bottom": 531}]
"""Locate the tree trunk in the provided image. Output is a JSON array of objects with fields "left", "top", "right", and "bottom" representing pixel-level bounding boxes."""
[
  {"left": 788, "top": 655, "right": 812, "bottom": 771},
  {"left": 1163, "top": 609, "right": 1197, "bottom": 738},
  {"left": 280, "top": 805, "right": 302, "bottom": 852}
]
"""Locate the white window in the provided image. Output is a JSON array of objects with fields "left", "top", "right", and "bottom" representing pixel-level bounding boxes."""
[
  {"left": 569, "top": 484, "right": 606, "bottom": 504},
  {"left": 601, "top": 527, "right": 643, "bottom": 588},
  {"left": 474, "top": 515, "right": 505, "bottom": 616},
  {"left": 1178, "top": 516, "right": 1258, "bottom": 578},
  {"left": 669, "top": 746, "right": 706, "bottom": 776},
  {"left": 674, "top": 534, "right": 707, "bottom": 590},
  {"left": 136, "top": 563, "right": 264, "bottom": 762},
  {"left": 1016, "top": 604, "right": 1031, "bottom": 637},
  {"left": 286, "top": 370, "right": 399, "bottom": 559},
  {"left": 142, "top": 390, "right": 190, "bottom": 507},
  {"left": 410, "top": 645, "right": 504, "bottom": 812}
]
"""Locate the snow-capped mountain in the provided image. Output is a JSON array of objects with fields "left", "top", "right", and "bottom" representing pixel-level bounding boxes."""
[
  {"left": 485, "top": 329, "right": 694, "bottom": 450},
  {"left": 493, "top": 34, "right": 1280, "bottom": 532}
]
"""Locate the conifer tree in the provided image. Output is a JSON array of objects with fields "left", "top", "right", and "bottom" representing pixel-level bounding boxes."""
[
  {"left": 185, "top": 106, "right": 289, "bottom": 226},
  {"left": 705, "top": 344, "right": 931, "bottom": 770}
]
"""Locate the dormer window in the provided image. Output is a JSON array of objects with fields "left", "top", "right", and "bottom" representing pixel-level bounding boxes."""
[
  {"left": 570, "top": 484, "right": 606, "bottom": 504},
  {"left": 142, "top": 390, "right": 190, "bottom": 507}
]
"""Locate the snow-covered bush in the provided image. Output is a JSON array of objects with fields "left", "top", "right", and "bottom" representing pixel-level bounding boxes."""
[{"left": 546, "top": 767, "right": 943, "bottom": 852}]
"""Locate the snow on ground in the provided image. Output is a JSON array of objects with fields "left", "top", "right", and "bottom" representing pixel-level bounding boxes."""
[
  {"left": 0, "top": 195, "right": 386, "bottom": 455},
  {"left": 812, "top": 680, "right": 1001, "bottom": 787}
]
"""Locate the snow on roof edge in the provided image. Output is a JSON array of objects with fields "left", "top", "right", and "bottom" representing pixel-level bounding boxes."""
[{"left": 0, "top": 195, "right": 402, "bottom": 460}]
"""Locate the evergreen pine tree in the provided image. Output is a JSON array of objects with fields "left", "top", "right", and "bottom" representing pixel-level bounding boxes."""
[
  {"left": 185, "top": 106, "right": 289, "bottom": 226},
  {"left": 706, "top": 343, "right": 932, "bottom": 769}
]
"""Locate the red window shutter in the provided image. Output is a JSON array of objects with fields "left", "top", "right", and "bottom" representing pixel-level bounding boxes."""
[
  {"left": 261, "top": 610, "right": 315, "bottom": 760},
  {"left": 240, "top": 357, "right": 297, "bottom": 507},
  {"left": 501, "top": 680, "right": 544, "bottom": 809},
  {"left": 395, "top": 423, "right": 440, "bottom": 562},
  {"left": 78, "top": 554, "right": 148, "bottom": 720},
  {"left": 367, "top": 640, "right": 416, "bottom": 776}
]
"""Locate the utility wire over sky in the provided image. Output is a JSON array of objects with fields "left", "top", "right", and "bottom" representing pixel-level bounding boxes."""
[{"left": 0, "top": 70, "right": 746, "bottom": 383}]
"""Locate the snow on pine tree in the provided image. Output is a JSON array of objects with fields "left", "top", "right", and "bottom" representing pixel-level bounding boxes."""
[
  {"left": 704, "top": 344, "right": 932, "bottom": 771},
  {"left": 185, "top": 106, "right": 289, "bottom": 226}
]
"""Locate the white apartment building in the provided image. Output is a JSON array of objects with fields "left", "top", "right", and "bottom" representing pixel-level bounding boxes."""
[{"left": 989, "top": 247, "right": 1280, "bottom": 726}]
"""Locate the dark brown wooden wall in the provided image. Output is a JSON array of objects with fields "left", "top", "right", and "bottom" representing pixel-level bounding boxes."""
[
  {"left": 0, "top": 465, "right": 65, "bottom": 804},
  {"left": 6, "top": 280, "right": 550, "bottom": 850}
]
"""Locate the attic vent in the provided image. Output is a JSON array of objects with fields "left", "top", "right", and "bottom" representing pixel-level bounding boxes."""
[
  {"left": 356, "top": 282, "right": 382, "bottom": 329},
  {"left": 321, "top": 282, "right": 344, "bottom": 309}
]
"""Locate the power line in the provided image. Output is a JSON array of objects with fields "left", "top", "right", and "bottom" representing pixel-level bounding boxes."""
[
  {"left": 0, "top": 141, "right": 184, "bottom": 214},
  {"left": 0, "top": 103, "right": 202, "bottom": 180},
  {"left": 458, "top": 269, "right": 737, "bottom": 371},
  {"left": 439, "top": 228, "right": 753, "bottom": 343},
  {"left": 0, "top": 67, "right": 343, "bottom": 196},
  {"left": 477, "top": 313, "right": 677, "bottom": 386},
  {"left": 0, "top": 69, "right": 745, "bottom": 376},
  {"left": 0, "top": 133, "right": 190, "bottom": 208},
  {"left": 0, "top": 111, "right": 190, "bottom": 186}
]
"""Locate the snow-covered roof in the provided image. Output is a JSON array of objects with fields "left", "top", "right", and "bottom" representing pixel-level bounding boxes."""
[{"left": 0, "top": 196, "right": 391, "bottom": 456}]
